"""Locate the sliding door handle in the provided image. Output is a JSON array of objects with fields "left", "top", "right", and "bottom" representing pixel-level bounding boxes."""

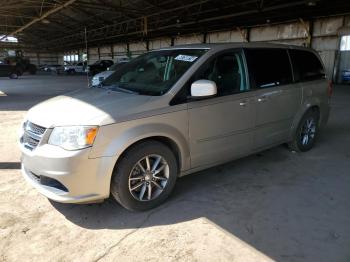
[
  {"left": 239, "top": 99, "right": 248, "bottom": 106},
  {"left": 258, "top": 96, "right": 267, "bottom": 102}
]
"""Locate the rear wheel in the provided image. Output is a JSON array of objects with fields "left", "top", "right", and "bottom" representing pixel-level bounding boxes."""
[
  {"left": 289, "top": 109, "right": 319, "bottom": 152},
  {"left": 111, "top": 140, "right": 178, "bottom": 211},
  {"left": 9, "top": 73, "right": 18, "bottom": 79}
]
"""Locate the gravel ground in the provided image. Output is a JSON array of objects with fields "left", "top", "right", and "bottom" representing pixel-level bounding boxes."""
[{"left": 0, "top": 75, "right": 350, "bottom": 262}]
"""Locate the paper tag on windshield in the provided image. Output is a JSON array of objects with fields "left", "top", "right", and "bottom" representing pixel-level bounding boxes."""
[{"left": 175, "top": 55, "right": 198, "bottom": 62}]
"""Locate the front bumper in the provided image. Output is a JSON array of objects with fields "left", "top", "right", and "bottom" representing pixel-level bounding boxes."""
[{"left": 20, "top": 143, "right": 116, "bottom": 203}]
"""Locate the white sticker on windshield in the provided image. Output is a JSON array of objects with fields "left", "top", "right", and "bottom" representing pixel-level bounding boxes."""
[{"left": 175, "top": 54, "right": 198, "bottom": 62}]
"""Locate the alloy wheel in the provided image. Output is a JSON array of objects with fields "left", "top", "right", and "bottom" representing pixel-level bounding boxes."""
[
  {"left": 128, "top": 154, "right": 169, "bottom": 201},
  {"left": 300, "top": 118, "right": 316, "bottom": 146}
]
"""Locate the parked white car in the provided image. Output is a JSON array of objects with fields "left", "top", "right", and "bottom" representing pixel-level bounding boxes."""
[
  {"left": 91, "top": 61, "right": 128, "bottom": 86},
  {"left": 64, "top": 62, "right": 86, "bottom": 74},
  {"left": 44, "top": 64, "right": 63, "bottom": 74}
]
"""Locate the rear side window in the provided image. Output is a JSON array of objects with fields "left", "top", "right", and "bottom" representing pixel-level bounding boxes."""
[
  {"left": 245, "top": 48, "right": 293, "bottom": 89},
  {"left": 289, "top": 49, "right": 325, "bottom": 82}
]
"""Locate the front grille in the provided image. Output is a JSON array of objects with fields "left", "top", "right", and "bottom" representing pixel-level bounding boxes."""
[
  {"left": 26, "top": 121, "right": 46, "bottom": 135},
  {"left": 21, "top": 121, "right": 46, "bottom": 151},
  {"left": 22, "top": 133, "right": 39, "bottom": 149}
]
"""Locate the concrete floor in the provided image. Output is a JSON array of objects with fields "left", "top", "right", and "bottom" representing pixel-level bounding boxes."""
[{"left": 0, "top": 75, "right": 350, "bottom": 262}]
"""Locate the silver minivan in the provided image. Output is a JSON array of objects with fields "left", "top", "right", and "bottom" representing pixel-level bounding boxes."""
[{"left": 19, "top": 43, "right": 331, "bottom": 210}]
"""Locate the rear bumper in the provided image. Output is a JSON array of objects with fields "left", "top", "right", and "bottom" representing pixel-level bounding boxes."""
[{"left": 20, "top": 144, "right": 116, "bottom": 203}]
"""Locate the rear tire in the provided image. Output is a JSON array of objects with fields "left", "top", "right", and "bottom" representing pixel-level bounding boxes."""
[
  {"left": 289, "top": 109, "right": 319, "bottom": 152},
  {"left": 9, "top": 73, "right": 18, "bottom": 79},
  {"left": 111, "top": 140, "right": 178, "bottom": 211}
]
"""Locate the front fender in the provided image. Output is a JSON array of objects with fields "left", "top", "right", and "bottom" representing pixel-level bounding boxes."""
[{"left": 90, "top": 110, "right": 190, "bottom": 172}]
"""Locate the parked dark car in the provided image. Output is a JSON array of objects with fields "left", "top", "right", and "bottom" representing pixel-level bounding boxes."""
[
  {"left": 0, "top": 64, "right": 19, "bottom": 79},
  {"left": 86, "top": 60, "right": 114, "bottom": 76}
]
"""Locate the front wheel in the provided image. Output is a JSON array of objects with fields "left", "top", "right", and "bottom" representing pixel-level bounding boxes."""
[
  {"left": 111, "top": 141, "right": 178, "bottom": 211},
  {"left": 289, "top": 109, "right": 319, "bottom": 152}
]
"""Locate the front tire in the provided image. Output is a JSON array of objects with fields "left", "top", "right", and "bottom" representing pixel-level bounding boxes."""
[
  {"left": 289, "top": 109, "right": 319, "bottom": 152},
  {"left": 111, "top": 140, "right": 178, "bottom": 211}
]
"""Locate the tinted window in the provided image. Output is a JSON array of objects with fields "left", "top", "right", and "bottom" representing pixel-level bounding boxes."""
[
  {"left": 245, "top": 48, "right": 293, "bottom": 88},
  {"left": 289, "top": 49, "right": 325, "bottom": 81}
]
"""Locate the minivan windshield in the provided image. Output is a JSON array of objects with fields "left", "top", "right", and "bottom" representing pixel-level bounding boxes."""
[
  {"left": 108, "top": 62, "right": 127, "bottom": 71},
  {"left": 101, "top": 49, "right": 207, "bottom": 96}
]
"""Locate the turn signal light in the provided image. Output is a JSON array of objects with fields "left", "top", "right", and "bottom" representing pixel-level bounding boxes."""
[{"left": 327, "top": 81, "right": 333, "bottom": 97}]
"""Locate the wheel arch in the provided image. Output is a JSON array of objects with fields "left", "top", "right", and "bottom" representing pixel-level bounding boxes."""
[
  {"left": 91, "top": 122, "right": 191, "bottom": 173},
  {"left": 115, "top": 136, "right": 183, "bottom": 174},
  {"left": 289, "top": 101, "right": 321, "bottom": 141}
]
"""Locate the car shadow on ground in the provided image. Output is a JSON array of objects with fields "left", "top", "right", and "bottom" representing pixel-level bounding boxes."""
[
  {"left": 51, "top": 146, "right": 290, "bottom": 230},
  {"left": 0, "top": 75, "right": 88, "bottom": 111},
  {"left": 0, "top": 162, "right": 21, "bottom": 169},
  {"left": 51, "top": 131, "right": 350, "bottom": 261}
]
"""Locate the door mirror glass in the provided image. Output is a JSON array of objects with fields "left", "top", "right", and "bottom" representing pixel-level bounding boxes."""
[{"left": 190, "top": 80, "right": 217, "bottom": 98}]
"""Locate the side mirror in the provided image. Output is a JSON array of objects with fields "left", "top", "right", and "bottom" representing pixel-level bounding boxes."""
[{"left": 190, "top": 80, "right": 217, "bottom": 99}]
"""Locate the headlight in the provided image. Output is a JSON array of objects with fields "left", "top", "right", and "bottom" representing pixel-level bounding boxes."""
[{"left": 48, "top": 126, "right": 99, "bottom": 150}]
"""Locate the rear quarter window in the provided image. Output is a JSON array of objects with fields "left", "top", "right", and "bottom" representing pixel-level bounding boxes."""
[
  {"left": 289, "top": 49, "right": 325, "bottom": 82},
  {"left": 245, "top": 48, "right": 293, "bottom": 89}
]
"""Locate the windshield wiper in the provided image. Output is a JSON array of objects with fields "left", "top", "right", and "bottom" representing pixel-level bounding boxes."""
[
  {"left": 99, "top": 83, "right": 138, "bottom": 94},
  {"left": 110, "top": 86, "right": 138, "bottom": 94}
]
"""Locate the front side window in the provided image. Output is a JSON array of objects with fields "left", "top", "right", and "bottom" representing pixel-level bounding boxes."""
[
  {"left": 245, "top": 48, "right": 293, "bottom": 89},
  {"left": 102, "top": 49, "right": 207, "bottom": 96},
  {"left": 199, "top": 51, "right": 247, "bottom": 96},
  {"left": 171, "top": 50, "right": 247, "bottom": 104},
  {"left": 289, "top": 49, "right": 325, "bottom": 82}
]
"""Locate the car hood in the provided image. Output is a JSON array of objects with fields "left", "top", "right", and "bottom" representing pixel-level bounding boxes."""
[
  {"left": 93, "top": 70, "right": 114, "bottom": 79},
  {"left": 25, "top": 88, "right": 158, "bottom": 128}
]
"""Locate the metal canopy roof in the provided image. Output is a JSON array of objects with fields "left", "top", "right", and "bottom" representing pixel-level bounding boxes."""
[{"left": 1, "top": 0, "right": 350, "bottom": 51}]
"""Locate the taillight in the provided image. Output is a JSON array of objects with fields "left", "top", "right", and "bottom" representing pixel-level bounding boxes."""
[{"left": 327, "top": 81, "right": 333, "bottom": 97}]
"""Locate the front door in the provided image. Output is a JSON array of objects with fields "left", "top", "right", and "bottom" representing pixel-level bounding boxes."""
[{"left": 187, "top": 50, "right": 256, "bottom": 168}]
